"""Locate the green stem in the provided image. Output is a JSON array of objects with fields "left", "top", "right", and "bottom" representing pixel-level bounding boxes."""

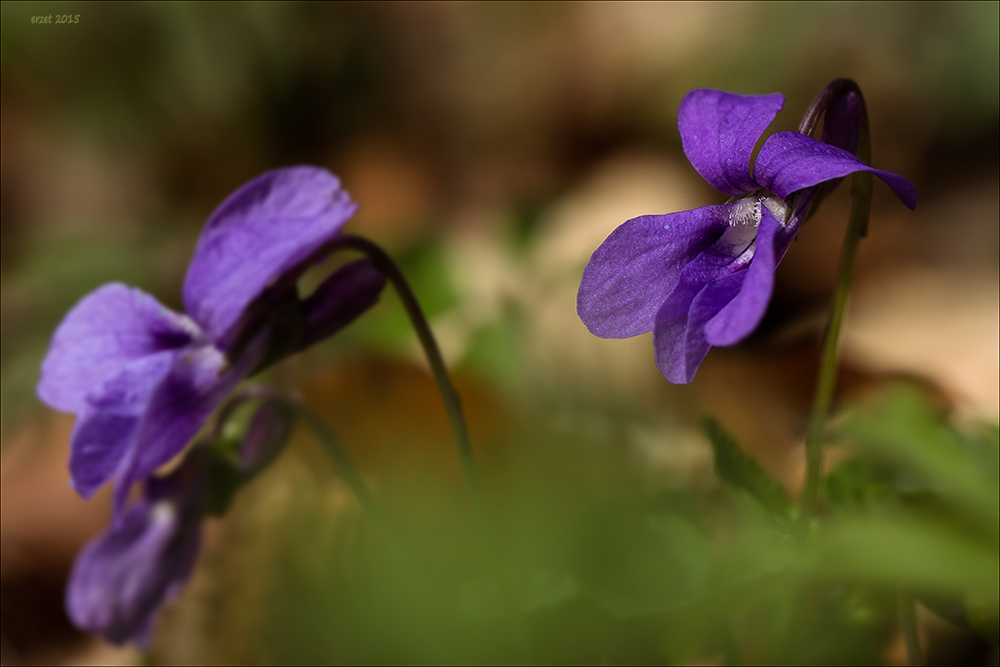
[
  {"left": 897, "top": 592, "right": 925, "bottom": 666},
  {"left": 326, "top": 235, "right": 487, "bottom": 513},
  {"left": 800, "top": 93, "right": 872, "bottom": 519}
]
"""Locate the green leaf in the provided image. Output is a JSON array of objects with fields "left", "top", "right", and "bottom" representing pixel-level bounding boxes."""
[
  {"left": 838, "top": 388, "right": 1000, "bottom": 532},
  {"left": 703, "top": 417, "right": 795, "bottom": 520},
  {"left": 565, "top": 498, "right": 712, "bottom": 616},
  {"left": 813, "top": 515, "right": 1000, "bottom": 601}
]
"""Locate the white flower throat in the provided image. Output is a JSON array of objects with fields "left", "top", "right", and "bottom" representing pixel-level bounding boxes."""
[
  {"left": 719, "top": 193, "right": 787, "bottom": 257},
  {"left": 727, "top": 194, "right": 788, "bottom": 227}
]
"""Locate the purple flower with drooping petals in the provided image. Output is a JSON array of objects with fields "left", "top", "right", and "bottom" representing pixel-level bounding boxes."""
[
  {"left": 66, "top": 453, "right": 206, "bottom": 647},
  {"left": 66, "top": 399, "right": 294, "bottom": 646},
  {"left": 577, "top": 89, "right": 917, "bottom": 383},
  {"left": 38, "top": 167, "right": 385, "bottom": 516}
]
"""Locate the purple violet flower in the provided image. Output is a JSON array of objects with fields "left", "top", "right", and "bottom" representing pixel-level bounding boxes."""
[
  {"left": 38, "top": 167, "right": 385, "bottom": 516},
  {"left": 66, "top": 454, "right": 206, "bottom": 647},
  {"left": 66, "top": 400, "right": 294, "bottom": 647},
  {"left": 577, "top": 89, "right": 917, "bottom": 383}
]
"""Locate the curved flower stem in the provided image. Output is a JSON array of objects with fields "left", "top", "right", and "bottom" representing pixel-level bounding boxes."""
[
  {"left": 800, "top": 86, "right": 872, "bottom": 519},
  {"left": 798, "top": 78, "right": 858, "bottom": 137},
  {"left": 897, "top": 592, "right": 925, "bottom": 666},
  {"left": 226, "top": 234, "right": 481, "bottom": 506},
  {"left": 323, "top": 236, "right": 529, "bottom": 654},
  {"left": 325, "top": 235, "right": 487, "bottom": 515}
]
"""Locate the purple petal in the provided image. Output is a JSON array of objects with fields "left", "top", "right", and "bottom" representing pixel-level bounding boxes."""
[
  {"left": 654, "top": 271, "right": 745, "bottom": 384},
  {"left": 704, "top": 207, "right": 782, "bottom": 346},
  {"left": 114, "top": 342, "right": 258, "bottom": 517},
  {"left": 577, "top": 207, "right": 733, "bottom": 339},
  {"left": 755, "top": 132, "right": 917, "bottom": 209},
  {"left": 69, "top": 352, "right": 178, "bottom": 500},
  {"left": 38, "top": 285, "right": 197, "bottom": 414},
  {"left": 66, "top": 498, "right": 201, "bottom": 646},
  {"left": 69, "top": 335, "right": 257, "bottom": 515},
  {"left": 182, "top": 167, "right": 358, "bottom": 347},
  {"left": 297, "top": 258, "right": 386, "bottom": 350},
  {"left": 238, "top": 401, "right": 295, "bottom": 477},
  {"left": 679, "top": 90, "right": 784, "bottom": 196},
  {"left": 649, "top": 226, "right": 756, "bottom": 384}
]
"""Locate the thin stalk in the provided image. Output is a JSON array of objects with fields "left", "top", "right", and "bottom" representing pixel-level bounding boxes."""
[
  {"left": 333, "top": 237, "right": 536, "bottom": 651},
  {"left": 224, "top": 234, "right": 481, "bottom": 508},
  {"left": 798, "top": 78, "right": 858, "bottom": 137},
  {"left": 325, "top": 237, "right": 530, "bottom": 658},
  {"left": 897, "top": 592, "right": 925, "bottom": 666},
  {"left": 325, "top": 235, "right": 486, "bottom": 513},
  {"left": 800, "top": 91, "right": 872, "bottom": 519}
]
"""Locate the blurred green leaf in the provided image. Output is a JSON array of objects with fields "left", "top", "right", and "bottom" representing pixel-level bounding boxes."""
[
  {"left": 837, "top": 388, "right": 1000, "bottom": 533},
  {"left": 459, "top": 311, "right": 523, "bottom": 390},
  {"left": 824, "top": 458, "right": 899, "bottom": 511},
  {"left": 703, "top": 417, "right": 795, "bottom": 521},
  {"left": 813, "top": 515, "right": 1000, "bottom": 601},
  {"left": 565, "top": 497, "right": 712, "bottom": 616}
]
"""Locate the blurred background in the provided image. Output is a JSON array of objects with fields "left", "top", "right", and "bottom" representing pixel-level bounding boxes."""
[{"left": 1, "top": 2, "right": 997, "bottom": 665}]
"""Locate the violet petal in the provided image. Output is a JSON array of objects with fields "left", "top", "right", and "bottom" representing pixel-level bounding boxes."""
[
  {"left": 577, "top": 207, "right": 732, "bottom": 339},
  {"left": 113, "top": 342, "right": 259, "bottom": 517},
  {"left": 68, "top": 352, "right": 178, "bottom": 500},
  {"left": 65, "top": 499, "right": 201, "bottom": 647},
  {"left": 182, "top": 167, "right": 357, "bottom": 347},
  {"left": 297, "top": 258, "right": 386, "bottom": 351},
  {"left": 655, "top": 271, "right": 745, "bottom": 384},
  {"left": 238, "top": 401, "right": 295, "bottom": 478},
  {"left": 38, "top": 284, "right": 196, "bottom": 414},
  {"left": 704, "top": 207, "right": 782, "bottom": 347},
  {"left": 755, "top": 132, "right": 917, "bottom": 209},
  {"left": 679, "top": 89, "right": 784, "bottom": 196},
  {"left": 650, "top": 239, "right": 750, "bottom": 384}
]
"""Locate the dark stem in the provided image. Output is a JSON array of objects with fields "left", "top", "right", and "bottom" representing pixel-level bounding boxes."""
[
  {"left": 323, "top": 235, "right": 487, "bottom": 512},
  {"left": 322, "top": 237, "right": 533, "bottom": 650},
  {"left": 328, "top": 237, "right": 537, "bottom": 658},
  {"left": 228, "top": 235, "right": 484, "bottom": 510},
  {"left": 898, "top": 592, "right": 925, "bottom": 666},
  {"left": 798, "top": 78, "right": 859, "bottom": 137},
  {"left": 800, "top": 83, "right": 872, "bottom": 519}
]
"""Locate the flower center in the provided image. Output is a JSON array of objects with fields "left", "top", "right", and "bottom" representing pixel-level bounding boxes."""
[
  {"left": 718, "top": 193, "right": 788, "bottom": 258},
  {"left": 727, "top": 197, "right": 762, "bottom": 227},
  {"left": 150, "top": 501, "right": 176, "bottom": 525},
  {"left": 727, "top": 194, "right": 788, "bottom": 227},
  {"left": 762, "top": 196, "right": 788, "bottom": 225}
]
